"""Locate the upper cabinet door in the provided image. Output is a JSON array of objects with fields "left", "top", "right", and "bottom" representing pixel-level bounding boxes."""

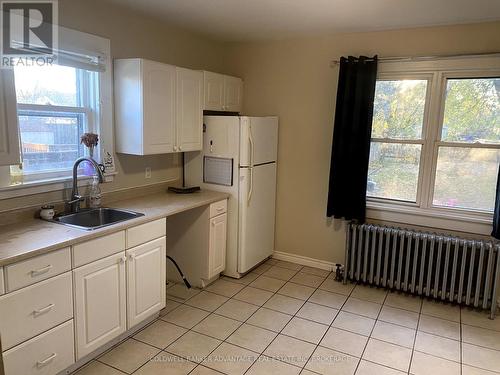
[
  {"left": 176, "top": 67, "right": 203, "bottom": 152},
  {"left": 224, "top": 76, "right": 243, "bottom": 113},
  {"left": 0, "top": 70, "right": 20, "bottom": 166},
  {"left": 203, "top": 71, "right": 225, "bottom": 111},
  {"left": 142, "top": 60, "right": 176, "bottom": 154}
]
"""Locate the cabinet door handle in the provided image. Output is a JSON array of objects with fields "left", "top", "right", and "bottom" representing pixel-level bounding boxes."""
[
  {"left": 173, "top": 145, "right": 178, "bottom": 151},
  {"left": 119, "top": 256, "right": 126, "bottom": 264},
  {"left": 36, "top": 353, "right": 57, "bottom": 367},
  {"left": 129, "top": 254, "right": 135, "bottom": 261},
  {"left": 212, "top": 220, "right": 216, "bottom": 226},
  {"left": 179, "top": 145, "right": 182, "bottom": 151},
  {"left": 31, "top": 265, "right": 52, "bottom": 277},
  {"left": 33, "top": 303, "right": 55, "bottom": 317}
]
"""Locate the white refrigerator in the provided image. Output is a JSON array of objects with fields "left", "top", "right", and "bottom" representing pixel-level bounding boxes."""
[{"left": 185, "top": 116, "right": 278, "bottom": 278}]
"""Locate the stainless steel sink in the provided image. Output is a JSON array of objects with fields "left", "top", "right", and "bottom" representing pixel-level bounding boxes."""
[{"left": 51, "top": 208, "right": 144, "bottom": 230}]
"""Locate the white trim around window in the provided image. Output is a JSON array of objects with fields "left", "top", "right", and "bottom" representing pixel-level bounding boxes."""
[
  {"left": 0, "top": 26, "right": 113, "bottom": 198},
  {"left": 366, "top": 56, "right": 500, "bottom": 236}
]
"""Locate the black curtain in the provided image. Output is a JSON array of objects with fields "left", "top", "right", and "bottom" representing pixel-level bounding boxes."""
[
  {"left": 493, "top": 165, "right": 500, "bottom": 239},
  {"left": 326, "top": 56, "right": 378, "bottom": 222}
]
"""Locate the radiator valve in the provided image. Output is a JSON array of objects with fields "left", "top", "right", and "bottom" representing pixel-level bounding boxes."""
[{"left": 334, "top": 263, "right": 344, "bottom": 282}]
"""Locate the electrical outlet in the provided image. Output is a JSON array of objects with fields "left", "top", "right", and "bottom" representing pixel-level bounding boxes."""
[{"left": 145, "top": 167, "right": 151, "bottom": 179}]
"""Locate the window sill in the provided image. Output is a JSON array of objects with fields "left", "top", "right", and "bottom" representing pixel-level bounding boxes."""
[
  {"left": 366, "top": 200, "right": 493, "bottom": 236},
  {"left": 0, "top": 172, "right": 116, "bottom": 200}
]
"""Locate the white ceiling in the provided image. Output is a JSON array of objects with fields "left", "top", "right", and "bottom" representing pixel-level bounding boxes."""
[{"left": 107, "top": 0, "right": 500, "bottom": 42}]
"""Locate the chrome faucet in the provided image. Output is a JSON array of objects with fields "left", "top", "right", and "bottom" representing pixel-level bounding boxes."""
[{"left": 67, "top": 157, "right": 104, "bottom": 213}]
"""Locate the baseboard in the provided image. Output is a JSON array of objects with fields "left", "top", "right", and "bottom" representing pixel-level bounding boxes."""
[{"left": 272, "top": 251, "right": 336, "bottom": 271}]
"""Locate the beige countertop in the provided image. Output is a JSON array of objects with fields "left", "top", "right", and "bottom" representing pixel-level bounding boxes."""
[{"left": 0, "top": 189, "right": 229, "bottom": 267}]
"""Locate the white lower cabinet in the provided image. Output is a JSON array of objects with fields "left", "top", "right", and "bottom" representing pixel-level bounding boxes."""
[
  {"left": 0, "top": 272, "right": 73, "bottom": 350},
  {"left": 2, "top": 320, "right": 74, "bottom": 375},
  {"left": 73, "top": 252, "right": 127, "bottom": 360},
  {"left": 126, "top": 237, "right": 166, "bottom": 328},
  {"left": 208, "top": 213, "right": 227, "bottom": 279}
]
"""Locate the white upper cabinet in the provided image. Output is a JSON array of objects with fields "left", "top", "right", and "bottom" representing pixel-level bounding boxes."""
[
  {"left": 203, "top": 71, "right": 225, "bottom": 111},
  {"left": 0, "top": 70, "right": 20, "bottom": 166},
  {"left": 203, "top": 71, "right": 243, "bottom": 112},
  {"left": 114, "top": 59, "right": 202, "bottom": 155},
  {"left": 176, "top": 67, "right": 203, "bottom": 152},
  {"left": 224, "top": 75, "right": 243, "bottom": 112}
]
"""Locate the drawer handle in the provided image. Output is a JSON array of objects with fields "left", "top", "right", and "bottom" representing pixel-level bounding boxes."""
[
  {"left": 36, "top": 353, "right": 57, "bottom": 367},
  {"left": 33, "top": 303, "right": 55, "bottom": 317},
  {"left": 31, "top": 265, "right": 53, "bottom": 277}
]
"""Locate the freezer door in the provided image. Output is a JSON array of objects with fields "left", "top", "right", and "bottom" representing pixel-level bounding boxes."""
[
  {"left": 240, "top": 117, "right": 278, "bottom": 167},
  {"left": 238, "top": 163, "right": 277, "bottom": 273}
]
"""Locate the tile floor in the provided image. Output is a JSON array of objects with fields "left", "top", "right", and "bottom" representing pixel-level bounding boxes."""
[{"left": 73, "top": 258, "right": 500, "bottom": 375}]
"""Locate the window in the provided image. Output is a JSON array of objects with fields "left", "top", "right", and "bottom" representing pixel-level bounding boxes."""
[
  {"left": 13, "top": 64, "right": 99, "bottom": 180},
  {"left": 368, "top": 79, "right": 428, "bottom": 202},
  {"left": 367, "top": 58, "right": 500, "bottom": 232}
]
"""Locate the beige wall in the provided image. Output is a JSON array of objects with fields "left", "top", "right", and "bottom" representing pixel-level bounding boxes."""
[
  {"left": 224, "top": 21, "right": 500, "bottom": 264},
  {"left": 0, "top": 0, "right": 228, "bottom": 213}
]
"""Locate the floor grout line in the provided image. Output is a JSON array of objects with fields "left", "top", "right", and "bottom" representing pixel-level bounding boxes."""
[{"left": 77, "top": 260, "right": 500, "bottom": 375}]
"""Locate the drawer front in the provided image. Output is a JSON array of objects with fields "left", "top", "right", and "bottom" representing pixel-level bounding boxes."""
[
  {"left": 3, "top": 320, "right": 75, "bottom": 375},
  {"left": 127, "top": 218, "right": 166, "bottom": 248},
  {"left": 5, "top": 247, "right": 71, "bottom": 292},
  {"left": 73, "top": 231, "right": 126, "bottom": 267},
  {"left": 0, "top": 267, "right": 4, "bottom": 295},
  {"left": 210, "top": 200, "right": 227, "bottom": 218},
  {"left": 0, "top": 272, "right": 73, "bottom": 350}
]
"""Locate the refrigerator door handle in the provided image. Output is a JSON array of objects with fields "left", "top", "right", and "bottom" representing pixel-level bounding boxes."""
[
  {"left": 249, "top": 125, "right": 255, "bottom": 168},
  {"left": 248, "top": 166, "right": 253, "bottom": 205},
  {"left": 247, "top": 125, "right": 255, "bottom": 205}
]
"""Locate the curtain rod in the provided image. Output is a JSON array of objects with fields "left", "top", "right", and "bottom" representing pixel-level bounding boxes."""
[{"left": 329, "top": 52, "right": 500, "bottom": 67}]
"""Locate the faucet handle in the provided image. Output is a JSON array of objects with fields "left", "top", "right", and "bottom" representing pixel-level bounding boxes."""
[{"left": 66, "top": 195, "right": 85, "bottom": 205}]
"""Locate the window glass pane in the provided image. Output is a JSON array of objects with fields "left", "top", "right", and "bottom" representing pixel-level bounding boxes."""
[
  {"left": 19, "top": 113, "right": 84, "bottom": 173},
  {"left": 371, "top": 80, "right": 427, "bottom": 139},
  {"left": 367, "top": 143, "right": 421, "bottom": 202},
  {"left": 441, "top": 78, "right": 500, "bottom": 144},
  {"left": 433, "top": 147, "right": 500, "bottom": 211},
  {"left": 14, "top": 65, "right": 78, "bottom": 106}
]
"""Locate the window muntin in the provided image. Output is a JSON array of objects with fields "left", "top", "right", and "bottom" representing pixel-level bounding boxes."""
[{"left": 13, "top": 64, "right": 99, "bottom": 178}]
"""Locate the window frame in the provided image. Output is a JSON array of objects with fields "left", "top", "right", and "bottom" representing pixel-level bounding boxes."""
[
  {"left": 0, "top": 27, "right": 113, "bottom": 199},
  {"left": 15, "top": 67, "right": 98, "bottom": 182},
  {"left": 366, "top": 57, "right": 500, "bottom": 235}
]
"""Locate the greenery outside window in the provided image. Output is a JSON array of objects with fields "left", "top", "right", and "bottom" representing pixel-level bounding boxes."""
[{"left": 366, "top": 57, "right": 500, "bottom": 234}]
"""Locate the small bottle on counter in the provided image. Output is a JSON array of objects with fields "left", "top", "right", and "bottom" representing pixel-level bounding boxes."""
[{"left": 88, "top": 176, "right": 102, "bottom": 208}]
